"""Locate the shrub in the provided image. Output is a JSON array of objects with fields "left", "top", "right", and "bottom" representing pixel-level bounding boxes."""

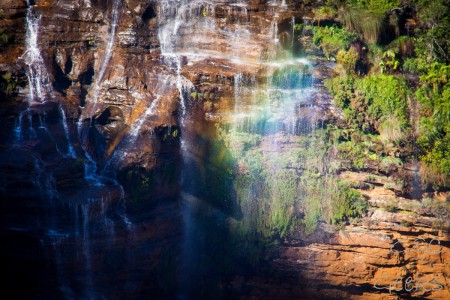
[
  {"left": 340, "top": 9, "right": 385, "bottom": 44},
  {"left": 415, "top": 63, "right": 450, "bottom": 188},
  {"left": 346, "top": 0, "right": 400, "bottom": 12},
  {"left": 336, "top": 48, "right": 359, "bottom": 75},
  {"left": 0, "top": 72, "right": 18, "bottom": 95},
  {"left": 313, "top": 6, "right": 337, "bottom": 25},
  {"left": 378, "top": 115, "right": 404, "bottom": 143},
  {"left": 313, "top": 26, "right": 358, "bottom": 60},
  {"left": 326, "top": 74, "right": 409, "bottom": 136},
  {"left": 223, "top": 128, "right": 369, "bottom": 238},
  {"left": 379, "top": 50, "right": 400, "bottom": 74}
]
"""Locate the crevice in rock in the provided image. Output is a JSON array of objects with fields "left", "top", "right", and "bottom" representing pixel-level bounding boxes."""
[
  {"left": 80, "top": 65, "right": 94, "bottom": 86},
  {"left": 142, "top": 5, "right": 157, "bottom": 22},
  {"left": 64, "top": 55, "right": 72, "bottom": 75},
  {"left": 52, "top": 57, "right": 71, "bottom": 95},
  {"left": 80, "top": 86, "right": 88, "bottom": 107}
]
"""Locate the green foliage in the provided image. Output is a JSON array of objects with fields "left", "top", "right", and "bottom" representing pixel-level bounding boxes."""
[
  {"left": 414, "top": 63, "right": 450, "bottom": 188},
  {"left": 221, "top": 128, "right": 368, "bottom": 238},
  {"left": 0, "top": 72, "right": 18, "bottom": 95},
  {"left": 325, "top": 74, "right": 409, "bottom": 136},
  {"left": 344, "top": 0, "right": 400, "bottom": 12},
  {"left": 203, "top": 100, "right": 213, "bottom": 111},
  {"left": 221, "top": 129, "right": 261, "bottom": 157},
  {"left": 312, "top": 26, "right": 358, "bottom": 60},
  {"left": 336, "top": 48, "right": 359, "bottom": 75},
  {"left": 379, "top": 50, "right": 399, "bottom": 74},
  {"left": 386, "top": 36, "right": 415, "bottom": 59},
  {"left": 415, "top": 0, "right": 450, "bottom": 63},
  {"left": 301, "top": 176, "right": 368, "bottom": 234},
  {"left": 328, "top": 180, "right": 367, "bottom": 224},
  {"left": 421, "top": 197, "right": 450, "bottom": 225},
  {"left": 0, "top": 30, "right": 8, "bottom": 45},
  {"left": 340, "top": 9, "right": 385, "bottom": 44},
  {"left": 190, "top": 91, "right": 203, "bottom": 100},
  {"left": 313, "top": 6, "right": 337, "bottom": 23},
  {"left": 294, "top": 24, "right": 303, "bottom": 32}
]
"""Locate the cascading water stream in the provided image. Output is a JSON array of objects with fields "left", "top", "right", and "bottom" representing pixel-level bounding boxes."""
[
  {"left": 59, "top": 104, "right": 76, "bottom": 158},
  {"left": 156, "top": 2, "right": 203, "bottom": 297},
  {"left": 18, "top": 0, "right": 76, "bottom": 158},
  {"left": 77, "top": 0, "right": 122, "bottom": 183},
  {"left": 85, "top": 0, "right": 121, "bottom": 116},
  {"left": 22, "top": 0, "right": 53, "bottom": 103},
  {"left": 154, "top": 0, "right": 307, "bottom": 296},
  {"left": 19, "top": 2, "right": 131, "bottom": 296}
]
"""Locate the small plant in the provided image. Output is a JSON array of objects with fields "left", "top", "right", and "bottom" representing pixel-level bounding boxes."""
[
  {"left": 0, "top": 72, "right": 18, "bottom": 95},
  {"left": 312, "top": 25, "right": 358, "bottom": 60},
  {"left": 379, "top": 50, "right": 399, "bottom": 74},
  {"left": 0, "top": 30, "right": 8, "bottom": 45},
  {"left": 313, "top": 6, "right": 337, "bottom": 25},
  {"left": 380, "top": 198, "right": 399, "bottom": 212},
  {"left": 336, "top": 47, "right": 359, "bottom": 75},
  {"left": 203, "top": 101, "right": 213, "bottom": 111}
]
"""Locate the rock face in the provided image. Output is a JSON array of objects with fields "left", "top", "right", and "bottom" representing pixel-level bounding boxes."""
[
  {"left": 263, "top": 172, "right": 450, "bottom": 299},
  {"left": 0, "top": 0, "right": 448, "bottom": 299}
]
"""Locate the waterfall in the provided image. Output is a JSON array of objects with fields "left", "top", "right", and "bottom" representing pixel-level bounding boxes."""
[
  {"left": 77, "top": 0, "right": 122, "bottom": 182},
  {"left": 59, "top": 104, "right": 76, "bottom": 158},
  {"left": 129, "top": 96, "right": 161, "bottom": 138},
  {"left": 22, "top": 0, "right": 53, "bottom": 103},
  {"left": 270, "top": 16, "right": 279, "bottom": 44},
  {"left": 81, "top": 204, "right": 94, "bottom": 297},
  {"left": 18, "top": 0, "right": 76, "bottom": 158},
  {"left": 234, "top": 73, "right": 244, "bottom": 114},
  {"left": 32, "top": 157, "right": 58, "bottom": 200},
  {"left": 85, "top": 0, "right": 121, "bottom": 115},
  {"left": 157, "top": 2, "right": 197, "bottom": 297},
  {"left": 291, "top": 16, "right": 295, "bottom": 50}
]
